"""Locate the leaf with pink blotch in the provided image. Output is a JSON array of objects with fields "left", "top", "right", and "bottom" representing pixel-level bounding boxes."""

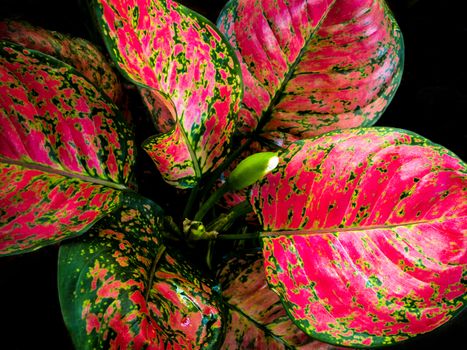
[
  {"left": 218, "top": 250, "right": 349, "bottom": 350},
  {"left": 58, "top": 193, "right": 223, "bottom": 349},
  {"left": 0, "top": 41, "right": 135, "bottom": 255},
  {"left": 0, "top": 19, "right": 122, "bottom": 103},
  {"left": 93, "top": 0, "right": 243, "bottom": 188},
  {"left": 249, "top": 128, "right": 467, "bottom": 347},
  {"left": 218, "top": 0, "right": 403, "bottom": 143}
]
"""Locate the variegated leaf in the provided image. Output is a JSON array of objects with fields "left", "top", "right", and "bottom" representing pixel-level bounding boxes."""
[
  {"left": 218, "top": 250, "right": 348, "bottom": 349},
  {"left": 0, "top": 19, "right": 122, "bottom": 103},
  {"left": 93, "top": 0, "right": 243, "bottom": 188},
  {"left": 58, "top": 193, "right": 223, "bottom": 349},
  {"left": 249, "top": 128, "right": 467, "bottom": 347},
  {"left": 218, "top": 0, "right": 403, "bottom": 142},
  {"left": 0, "top": 41, "right": 135, "bottom": 255}
]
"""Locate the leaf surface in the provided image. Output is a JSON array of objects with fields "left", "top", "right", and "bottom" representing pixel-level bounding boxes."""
[
  {"left": 0, "top": 41, "right": 134, "bottom": 255},
  {"left": 218, "top": 251, "right": 347, "bottom": 349},
  {"left": 0, "top": 19, "right": 122, "bottom": 103},
  {"left": 218, "top": 0, "right": 403, "bottom": 142},
  {"left": 58, "top": 193, "right": 223, "bottom": 349},
  {"left": 249, "top": 128, "right": 467, "bottom": 347},
  {"left": 93, "top": 0, "right": 243, "bottom": 188}
]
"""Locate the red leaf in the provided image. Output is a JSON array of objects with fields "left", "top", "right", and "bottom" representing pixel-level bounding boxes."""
[
  {"left": 0, "top": 19, "right": 122, "bottom": 103},
  {"left": 218, "top": 0, "right": 403, "bottom": 142},
  {"left": 249, "top": 128, "right": 467, "bottom": 347},
  {"left": 218, "top": 251, "right": 349, "bottom": 349},
  {"left": 0, "top": 42, "right": 134, "bottom": 255},
  {"left": 93, "top": 0, "right": 243, "bottom": 188}
]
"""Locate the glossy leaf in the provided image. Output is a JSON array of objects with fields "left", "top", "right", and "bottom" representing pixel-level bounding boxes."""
[
  {"left": 0, "top": 41, "right": 135, "bottom": 255},
  {"left": 218, "top": 250, "right": 348, "bottom": 349},
  {"left": 218, "top": 0, "right": 403, "bottom": 142},
  {"left": 0, "top": 19, "right": 122, "bottom": 103},
  {"left": 58, "top": 193, "right": 223, "bottom": 349},
  {"left": 250, "top": 128, "right": 467, "bottom": 347},
  {"left": 93, "top": 0, "right": 243, "bottom": 188}
]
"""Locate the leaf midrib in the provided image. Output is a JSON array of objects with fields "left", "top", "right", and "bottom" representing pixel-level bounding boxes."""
[
  {"left": 0, "top": 156, "right": 128, "bottom": 191},
  {"left": 225, "top": 302, "right": 295, "bottom": 349},
  {"left": 260, "top": 217, "right": 464, "bottom": 237},
  {"left": 254, "top": 0, "right": 338, "bottom": 134},
  {"left": 144, "top": 244, "right": 167, "bottom": 302}
]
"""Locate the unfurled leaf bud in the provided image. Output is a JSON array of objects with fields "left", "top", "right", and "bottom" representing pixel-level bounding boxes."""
[{"left": 228, "top": 152, "right": 279, "bottom": 191}]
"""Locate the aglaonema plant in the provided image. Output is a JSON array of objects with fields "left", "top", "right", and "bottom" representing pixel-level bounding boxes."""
[{"left": 0, "top": 0, "right": 465, "bottom": 349}]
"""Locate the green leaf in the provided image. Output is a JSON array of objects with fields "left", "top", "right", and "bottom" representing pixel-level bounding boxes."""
[
  {"left": 58, "top": 193, "right": 224, "bottom": 349},
  {"left": 93, "top": 0, "right": 243, "bottom": 188},
  {"left": 0, "top": 41, "right": 135, "bottom": 255},
  {"left": 249, "top": 127, "right": 467, "bottom": 347},
  {"left": 218, "top": 0, "right": 403, "bottom": 142}
]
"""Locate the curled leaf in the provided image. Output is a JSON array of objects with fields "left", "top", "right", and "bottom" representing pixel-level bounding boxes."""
[
  {"left": 218, "top": 0, "right": 403, "bottom": 142},
  {"left": 93, "top": 0, "right": 243, "bottom": 188},
  {"left": 250, "top": 128, "right": 467, "bottom": 347},
  {"left": 58, "top": 193, "right": 223, "bottom": 349},
  {"left": 0, "top": 42, "right": 134, "bottom": 255}
]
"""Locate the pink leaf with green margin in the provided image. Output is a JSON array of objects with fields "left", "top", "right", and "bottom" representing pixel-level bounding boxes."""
[
  {"left": 0, "top": 19, "right": 122, "bottom": 103},
  {"left": 0, "top": 41, "right": 135, "bottom": 255},
  {"left": 218, "top": 250, "right": 349, "bottom": 349},
  {"left": 58, "top": 193, "right": 223, "bottom": 349},
  {"left": 218, "top": 0, "right": 403, "bottom": 143},
  {"left": 249, "top": 128, "right": 467, "bottom": 347},
  {"left": 93, "top": 0, "right": 243, "bottom": 188}
]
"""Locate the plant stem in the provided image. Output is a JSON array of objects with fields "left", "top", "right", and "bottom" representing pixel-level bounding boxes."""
[
  {"left": 200, "top": 134, "right": 254, "bottom": 198},
  {"left": 183, "top": 185, "right": 200, "bottom": 219},
  {"left": 206, "top": 240, "right": 214, "bottom": 270},
  {"left": 160, "top": 215, "right": 182, "bottom": 241},
  {"left": 189, "top": 133, "right": 257, "bottom": 222},
  {"left": 206, "top": 200, "right": 252, "bottom": 233},
  {"left": 193, "top": 182, "right": 230, "bottom": 221}
]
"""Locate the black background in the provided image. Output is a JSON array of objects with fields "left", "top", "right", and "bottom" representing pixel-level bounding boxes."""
[{"left": 1, "top": 0, "right": 466, "bottom": 349}]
